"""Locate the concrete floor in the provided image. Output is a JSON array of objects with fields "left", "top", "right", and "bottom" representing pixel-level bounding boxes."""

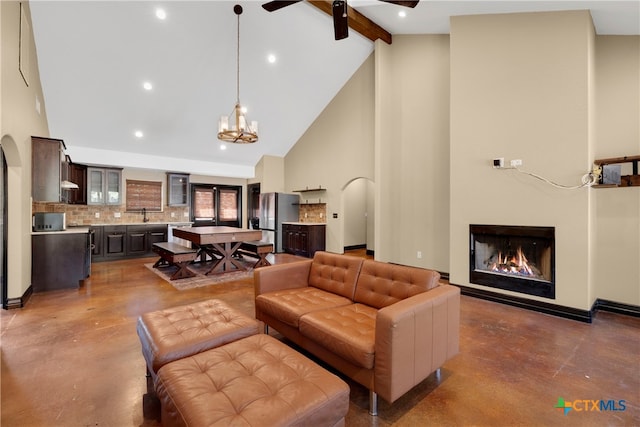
[{"left": 1, "top": 254, "right": 638, "bottom": 426}]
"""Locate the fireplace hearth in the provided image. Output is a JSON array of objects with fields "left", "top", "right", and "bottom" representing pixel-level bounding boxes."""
[{"left": 470, "top": 225, "right": 555, "bottom": 299}]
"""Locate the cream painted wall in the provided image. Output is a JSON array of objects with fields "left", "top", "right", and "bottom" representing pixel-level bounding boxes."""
[
  {"left": 1, "top": 1, "right": 50, "bottom": 301},
  {"left": 285, "top": 55, "right": 375, "bottom": 253},
  {"left": 375, "top": 35, "right": 450, "bottom": 271},
  {"left": 450, "top": 11, "right": 595, "bottom": 310},
  {"left": 252, "top": 155, "right": 285, "bottom": 194},
  {"left": 592, "top": 36, "right": 640, "bottom": 305}
]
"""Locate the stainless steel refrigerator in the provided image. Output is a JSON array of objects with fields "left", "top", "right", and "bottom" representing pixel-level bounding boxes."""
[{"left": 259, "top": 193, "right": 299, "bottom": 252}]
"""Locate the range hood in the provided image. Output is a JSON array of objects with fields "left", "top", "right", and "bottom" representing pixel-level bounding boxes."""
[{"left": 61, "top": 180, "right": 79, "bottom": 190}]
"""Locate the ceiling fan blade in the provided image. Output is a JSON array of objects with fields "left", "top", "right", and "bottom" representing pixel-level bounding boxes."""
[
  {"left": 378, "top": 0, "right": 419, "bottom": 8},
  {"left": 262, "top": 1, "right": 303, "bottom": 12}
]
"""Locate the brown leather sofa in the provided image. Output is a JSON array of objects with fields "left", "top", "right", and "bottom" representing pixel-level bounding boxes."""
[{"left": 254, "top": 251, "right": 460, "bottom": 415}]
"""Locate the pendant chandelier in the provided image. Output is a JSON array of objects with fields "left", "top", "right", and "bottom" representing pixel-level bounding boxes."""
[{"left": 218, "top": 4, "right": 258, "bottom": 144}]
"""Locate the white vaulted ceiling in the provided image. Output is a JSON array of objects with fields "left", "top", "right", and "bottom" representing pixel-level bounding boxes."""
[{"left": 29, "top": 1, "right": 639, "bottom": 178}]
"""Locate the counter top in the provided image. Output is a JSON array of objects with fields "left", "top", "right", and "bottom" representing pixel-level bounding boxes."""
[
  {"left": 32, "top": 227, "right": 90, "bottom": 236},
  {"left": 281, "top": 222, "right": 327, "bottom": 226},
  {"left": 75, "top": 222, "right": 193, "bottom": 227}
]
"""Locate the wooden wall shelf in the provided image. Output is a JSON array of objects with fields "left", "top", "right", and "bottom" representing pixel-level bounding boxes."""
[
  {"left": 593, "top": 155, "right": 639, "bottom": 188},
  {"left": 294, "top": 187, "right": 325, "bottom": 193}
]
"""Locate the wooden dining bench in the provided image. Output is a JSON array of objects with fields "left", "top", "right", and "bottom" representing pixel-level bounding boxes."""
[
  {"left": 152, "top": 242, "right": 198, "bottom": 280},
  {"left": 237, "top": 241, "right": 273, "bottom": 268}
]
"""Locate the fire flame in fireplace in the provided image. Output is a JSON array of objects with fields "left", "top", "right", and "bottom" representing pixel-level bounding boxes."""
[{"left": 489, "top": 247, "right": 535, "bottom": 277}]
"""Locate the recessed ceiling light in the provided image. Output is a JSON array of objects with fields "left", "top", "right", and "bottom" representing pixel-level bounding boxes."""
[
  {"left": 143, "top": 82, "right": 153, "bottom": 91},
  {"left": 156, "top": 8, "right": 167, "bottom": 20},
  {"left": 134, "top": 130, "right": 144, "bottom": 138},
  {"left": 220, "top": 144, "right": 227, "bottom": 151},
  {"left": 398, "top": 10, "right": 407, "bottom": 18},
  {"left": 267, "top": 54, "right": 276, "bottom": 64}
]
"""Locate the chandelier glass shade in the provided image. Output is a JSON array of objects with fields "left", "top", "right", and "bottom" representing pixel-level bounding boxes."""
[{"left": 218, "top": 4, "right": 258, "bottom": 144}]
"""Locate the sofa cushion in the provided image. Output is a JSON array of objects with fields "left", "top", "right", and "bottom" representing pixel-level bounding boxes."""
[
  {"left": 354, "top": 260, "right": 441, "bottom": 309},
  {"left": 255, "top": 287, "right": 352, "bottom": 328},
  {"left": 308, "top": 251, "right": 363, "bottom": 300},
  {"left": 299, "top": 303, "right": 377, "bottom": 369}
]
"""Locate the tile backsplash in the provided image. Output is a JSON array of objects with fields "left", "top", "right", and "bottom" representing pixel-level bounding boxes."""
[
  {"left": 33, "top": 202, "right": 326, "bottom": 226},
  {"left": 32, "top": 202, "right": 190, "bottom": 226},
  {"left": 298, "top": 203, "right": 326, "bottom": 223}
]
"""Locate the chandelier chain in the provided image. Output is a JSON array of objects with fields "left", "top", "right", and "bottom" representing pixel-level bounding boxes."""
[{"left": 236, "top": 10, "right": 240, "bottom": 104}]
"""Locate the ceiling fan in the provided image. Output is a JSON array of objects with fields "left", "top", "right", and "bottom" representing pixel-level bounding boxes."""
[{"left": 262, "top": 1, "right": 419, "bottom": 40}]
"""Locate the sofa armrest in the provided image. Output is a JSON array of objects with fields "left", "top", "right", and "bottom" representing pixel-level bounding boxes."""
[
  {"left": 374, "top": 284, "right": 460, "bottom": 403},
  {"left": 254, "top": 259, "right": 313, "bottom": 296}
]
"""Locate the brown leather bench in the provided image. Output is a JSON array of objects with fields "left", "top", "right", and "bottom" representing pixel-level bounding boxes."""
[
  {"left": 237, "top": 240, "right": 273, "bottom": 268},
  {"left": 155, "top": 334, "right": 350, "bottom": 427},
  {"left": 136, "top": 299, "right": 261, "bottom": 382},
  {"left": 152, "top": 242, "right": 198, "bottom": 280}
]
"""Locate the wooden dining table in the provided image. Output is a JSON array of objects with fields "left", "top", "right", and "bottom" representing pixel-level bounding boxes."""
[{"left": 171, "top": 226, "right": 262, "bottom": 275}]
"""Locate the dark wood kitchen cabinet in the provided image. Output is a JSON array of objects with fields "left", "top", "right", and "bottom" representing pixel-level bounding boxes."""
[
  {"left": 92, "top": 224, "right": 168, "bottom": 261},
  {"left": 32, "top": 136, "right": 65, "bottom": 202},
  {"left": 126, "top": 225, "right": 167, "bottom": 257},
  {"left": 67, "top": 162, "right": 87, "bottom": 204},
  {"left": 32, "top": 230, "right": 91, "bottom": 292},
  {"left": 104, "top": 226, "right": 127, "bottom": 258},
  {"left": 282, "top": 223, "right": 326, "bottom": 258}
]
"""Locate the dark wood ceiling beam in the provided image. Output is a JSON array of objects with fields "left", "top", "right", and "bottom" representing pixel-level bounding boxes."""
[{"left": 308, "top": 1, "right": 393, "bottom": 44}]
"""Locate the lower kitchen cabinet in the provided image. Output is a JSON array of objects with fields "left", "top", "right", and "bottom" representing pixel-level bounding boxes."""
[
  {"left": 104, "top": 226, "right": 127, "bottom": 258},
  {"left": 92, "top": 224, "right": 168, "bottom": 261},
  {"left": 282, "top": 223, "right": 326, "bottom": 258},
  {"left": 126, "top": 225, "right": 167, "bottom": 257},
  {"left": 32, "top": 230, "right": 91, "bottom": 292}
]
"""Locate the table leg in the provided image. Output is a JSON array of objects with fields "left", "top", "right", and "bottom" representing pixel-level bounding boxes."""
[
  {"left": 204, "top": 242, "right": 245, "bottom": 274},
  {"left": 193, "top": 244, "right": 221, "bottom": 263}
]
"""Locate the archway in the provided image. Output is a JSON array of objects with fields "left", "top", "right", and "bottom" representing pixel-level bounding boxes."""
[
  {"left": 0, "top": 135, "right": 21, "bottom": 308},
  {"left": 342, "top": 177, "right": 374, "bottom": 256}
]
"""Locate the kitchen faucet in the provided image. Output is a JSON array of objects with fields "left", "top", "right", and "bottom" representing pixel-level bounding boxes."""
[{"left": 142, "top": 207, "right": 149, "bottom": 222}]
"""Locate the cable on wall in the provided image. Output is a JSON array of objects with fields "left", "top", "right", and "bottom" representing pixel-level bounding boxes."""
[{"left": 502, "top": 166, "right": 598, "bottom": 190}]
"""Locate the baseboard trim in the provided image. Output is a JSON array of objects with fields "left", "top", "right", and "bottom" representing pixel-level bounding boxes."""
[
  {"left": 4, "top": 285, "right": 32, "bottom": 310},
  {"left": 592, "top": 299, "right": 640, "bottom": 318},
  {"left": 454, "top": 284, "right": 593, "bottom": 323},
  {"left": 344, "top": 244, "right": 366, "bottom": 251}
]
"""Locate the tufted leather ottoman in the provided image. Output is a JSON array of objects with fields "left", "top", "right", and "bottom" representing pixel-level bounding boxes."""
[
  {"left": 155, "top": 334, "right": 350, "bottom": 427},
  {"left": 136, "top": 299, "right": 261, "bottom": 380}
]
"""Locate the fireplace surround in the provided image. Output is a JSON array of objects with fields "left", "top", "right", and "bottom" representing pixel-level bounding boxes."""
[{"left": 470, "top": 225, "right": 555, "bottom": 299}]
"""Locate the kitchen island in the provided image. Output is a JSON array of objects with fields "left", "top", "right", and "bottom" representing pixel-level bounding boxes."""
[{"left": 31, "top": 227, "right": 91, "bottom": 292}]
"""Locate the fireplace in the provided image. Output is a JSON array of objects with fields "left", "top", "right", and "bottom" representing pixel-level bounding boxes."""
[{"left": 470, "top": 225, "right": 555, "bottom": 299}]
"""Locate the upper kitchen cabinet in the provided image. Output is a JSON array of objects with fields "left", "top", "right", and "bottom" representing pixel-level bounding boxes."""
[
  {"left": 87, "top": 167, "right": 122, "bottom": 205},
  {"left": 167, "top": 173, "right": 189, "bottom": 206},
  {"left": 32, "top": 136, "right": 65, "bottom": 202},
  {"left": 67, "top": 162, "right": 87, "bottom": 204}
]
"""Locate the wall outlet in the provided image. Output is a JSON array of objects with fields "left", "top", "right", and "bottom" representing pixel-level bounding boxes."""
[
  {"left": 417, "top": 251, "right": 422, "bottom": 259},
  {"left": 114, "top": 212, "right": 121, "bottom": 218},
  {"left": 183, "top": 211, "right": 189, "bottom": 217},
  {"left": 510, "top": 159, "right": 523, "bottom": 167},
  {"left": 493, "top": 158, "right": 504, "bottom": 168},
  {"left": 95, "top": 212, "right": 100, "bottom": 219},
  {"left": 171, "top": 212, "right": 176, "bottom": 218}
]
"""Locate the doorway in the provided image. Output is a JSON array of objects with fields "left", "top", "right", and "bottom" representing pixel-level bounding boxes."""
[
  {"left": 190, "top": 184, "right": 242, "bottom": 228},
  {"left": 343, "top": 178, "right": 374, "bottom": 256}
]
